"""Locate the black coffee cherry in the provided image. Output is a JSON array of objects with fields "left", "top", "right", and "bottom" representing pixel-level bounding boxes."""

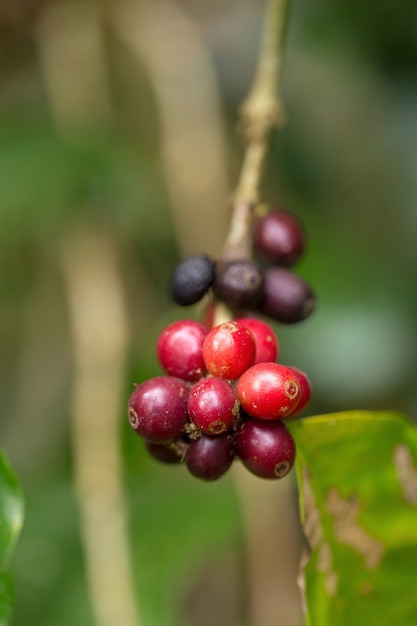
[
  {"left": 213, "top": 260, "right": 264, "bottom": 308},
  {"left": 253, "top": 209, "right": 305, "bottom": 267},
  {"left": 258, "top": 267, "right": 315, "bottom": 324},
  {"left": 185, "top": 434, "right": 235, "bottom": 481},
  {"left": 170, "top": 254, "right": 215, "bottom": 306}
]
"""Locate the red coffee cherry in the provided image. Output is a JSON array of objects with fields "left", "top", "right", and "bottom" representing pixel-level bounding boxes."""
[
  {"left": 236, "top": 362, "right": 300, "bottom": 419},
  {"left": 258, "top": 267, "right": 315, "bottom": 324},
  {"left": 234, "top": 317, "right": 279, "bottom": 364},
  {"left": 253, "top": 209, "right": 305, "bottom": 267},
  {"left": 156, "top": 319, "right": 208, "bottom": 382},
  {"left": 286, "top": 366, "right": 312, "bottom": 416},
  {"left": 235, "top": 418, "right": 296, "bottom": 479},
  {"left": 185, "top": 434, "right": 235, "bottom": 481},
  {"left": 202, "top": 321, "right": 256, "bottom": 380},
  {"left": 187, "top": 377, "right": 240, "bottom": 435},
  {"left": 128, "top": 376, "right": 189, "bottom": 442}
]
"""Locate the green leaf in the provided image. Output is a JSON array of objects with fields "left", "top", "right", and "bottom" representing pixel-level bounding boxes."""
[
  {"left": 290, "top": 411, "right": 417, "bottom": 626},
  {"left": 0, "top": 452, "right": 24, "bottom": 626}
]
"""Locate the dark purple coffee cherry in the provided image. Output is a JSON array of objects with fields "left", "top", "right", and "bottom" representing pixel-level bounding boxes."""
[
  {"left": 128, "top": 376, "right": 189, "bottom": 443},
  {"left": 258, "top": 267, "right": 315, "bottom": 324},
  {"left": 170, "top": 254, "right": 215, "bottom": 306},
  {"left": 253, "top": 209, "right": 305, "bottom": 267},
  {"left": 145, "top": 441, "right": 185, "bottom": 464},
  {"left": 185, "top": 434, "right": 235, "bottom": 481},
  {"left": 214, "top": 260, "right": 264, "bottom": 308},
  {"left": 235, "top": 418, "right": 295, "bottom": 479}
]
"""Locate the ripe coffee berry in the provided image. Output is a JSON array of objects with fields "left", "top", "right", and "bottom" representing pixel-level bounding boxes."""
[
  {"left": 213, "top": 260, "right": 264, "bottom": 308},
  {"left": 234, "top": 317, "right": 278, "bottom": 364},
  {"left": 156, "top": 319, "right": 207, "bottom": 382},
  {"left": 253, "top": 209, "right": 305, "bottom": 267},
  {"left": 237, "top": 362, "right": 300, "bottom": 419},
  {"left": 286, "top": 366, "right": 312, "bottom": 416},
  {"left": 187, "top": 377, "right": 239, "bottom": 435},
  {"left": 170, "top": 254, "right": 215, "bottom": 306},
  {"left": 235, "top": 418, "right": 296, "bottom": 479},
  {"left": 185, "top": 434, "right": 235, "bottom": 481},
  {"left": 258, "top": 267, "right": 315, "bottom": 324},
  {"left": 128, "top": 376, "right": 189, "bottom": 442},
  {"left": 203, "top": 321, "right": 256, "bottom": 380},
  {"left": 145, "top": 441, "right": 184, "bottom": 464}
]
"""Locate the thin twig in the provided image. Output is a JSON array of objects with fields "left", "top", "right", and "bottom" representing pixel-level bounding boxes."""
[{"left": 221, "top": 0, "right": 290, "bottom": 263}]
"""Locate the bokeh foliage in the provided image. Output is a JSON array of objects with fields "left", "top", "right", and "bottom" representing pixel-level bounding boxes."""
[
  {"left": 0, "top": 0, "right": 416, "bottom": 625},
  {"left": 0, "top": 453, "right": 23, "bottom": 626}
]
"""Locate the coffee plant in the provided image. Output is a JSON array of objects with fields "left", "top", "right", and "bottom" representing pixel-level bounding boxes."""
[{"left": 1, "top": 1, "right": 417, "bottom": 626}]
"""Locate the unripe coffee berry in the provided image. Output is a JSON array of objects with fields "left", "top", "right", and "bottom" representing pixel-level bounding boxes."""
[
  {"left": 156, "top": 319, "right": 207, "bottom": 382},
  {"left": 253, "top": 209, "right": 305, "bottom": 267},
  {"left": 203, "top": 321, "right": 256, "bottom": 380},
  {"left": 170, "top": 254, "right": 215, "bottom": 306},
  {"left": 128, "top": 376, "right": 189, "bottom": 442},
  {"left": 258, "top": 267, "right": 315, "bottom": 324},
  {"left": 213, "top": 260, "right": 264, "bottom": 308},
  {"left": 236, "top": 362, "right": 300, "bottom": 419}
]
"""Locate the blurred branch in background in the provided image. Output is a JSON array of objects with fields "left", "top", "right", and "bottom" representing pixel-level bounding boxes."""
[
  {"left": 233, "top": 466, "right": 303, "bottom": 626},
  {"left": 61, "top": 231, "right": 140, "bottom": 626},
  {"left": 36, "top": 1, "right": 111, "bottom": 136},
  {"left": 37, "top": 3, "right": 140, "bottom": 625},
  {"left": 113, "top": 0, "right": 230, "bottom": 257}
]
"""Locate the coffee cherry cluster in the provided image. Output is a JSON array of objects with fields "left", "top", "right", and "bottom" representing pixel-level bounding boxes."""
[
  {"left": 170, "top": 208, "right": 315, "bottom": 325},
  {"left": 128, "top": 318, "right": 311, "bottom": 482}
]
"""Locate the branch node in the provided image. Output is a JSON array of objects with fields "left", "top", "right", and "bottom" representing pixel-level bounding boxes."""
[{"left": 240, "top": 96, "right": 285, "bottom": 143}]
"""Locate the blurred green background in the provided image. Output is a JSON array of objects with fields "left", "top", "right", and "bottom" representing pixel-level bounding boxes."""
[{"left": 1, "top": 1, "right": 416, "bottom": 625}]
